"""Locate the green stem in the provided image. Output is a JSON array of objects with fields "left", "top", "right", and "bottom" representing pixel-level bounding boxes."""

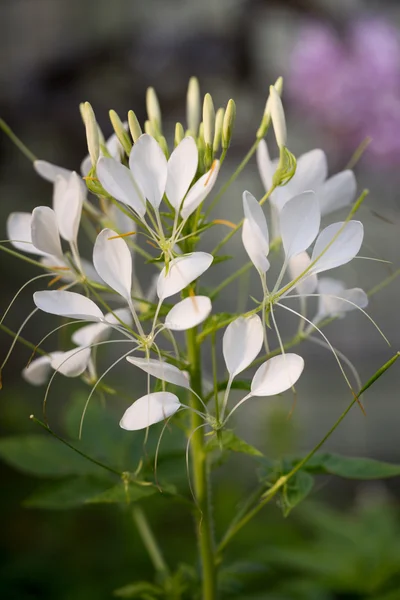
[
  {"left": 0, "top": 322, "right": 47, "bottom": 357},
  {"left": 0, "top": 119, "right": 37, "bottom": 162},
  {"left": 186, "top": 327, "right": 217, "bottom": 599},
  {"left": 132, "top": 506, "right": 169, "bottom": 577},
  {"left": 217, "top": 352, "right": 400, "bottom": 554}
]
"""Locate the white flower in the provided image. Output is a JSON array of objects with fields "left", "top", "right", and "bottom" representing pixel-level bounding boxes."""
[{"left": 120, "top": 392, "right": 181, "bottom": 431}]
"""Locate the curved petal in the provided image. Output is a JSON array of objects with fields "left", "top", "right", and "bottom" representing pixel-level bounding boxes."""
[
  {"left": 318, "top": 170, "right": 357, "bottom": 216},
  {"left": 256, "top": 139, "right": 275, "bottom": 192},
  {"left": 157, "top": 252, "right": 213, "bottom": 300},
  {"left": 34, "top": 160, "right": 72, "bottom": 183},
  {"left": 311, "top": 221, "right": 364, "bottom": 274},
  {"left": 22, "top": 355, "right": 53, "bottom": 386},
  {"left": 126, "top": 357, "right": 190, "bottom": 389},
  {"left": 53, "top": 172, "right": 84, "bottom": 243},
  {"left": 119, "top": 392, "right": 181, "bottom": 430},
  {"left": 251, "top": 354, "right": 304, "bottom": 397},
  {"left": 50, "top": 347, "right": 91, "bottom": 377},
  {"left": 96, "top": 157, "right": 146, "bottom": 218},
  {"left": 31, "top": 206, "right": 63, "bottom": 258},
  {"left": 34, "top": 290, "right": 103, "bottom": 321},
  {"left": 288, "top": 252, "right": 318, "bottom": 295},
  {"left": 6, "top": 212, "right": 43, "bottom": 255},
  {"left": 180, "top": 160, "right": 220, "bottom": 219},
  {"left": 242, "top": 219, "right": 270, "bottom": 273},
  {"left": 223, "top": 315, "right": 264, "bottom": 378},
  {"left": 279, "top": 191, "right": 320, "bottom": 259},
  {"left": 71, "top": 307, "right": 132, "bottom": 346},
  {"left": 316, "top": 278, "right": 368, "bottom": 318},
  {"left": 129, "top": 134, "right": 167, "bottom": 209},
  {"left": 165, "top": 296, "right": 212, "bottom": 330},
  {"left": 40, "top": 255, "right": 74, "bottom": 281},
  {"left": 93, "top": 228, "right": 132, "bottom": 303},
  {"left": 243, "top": 191, "right": 269, "bottom": 249},
  {"left": 166, "top": 137, "right": 198, "bottom": 210}
]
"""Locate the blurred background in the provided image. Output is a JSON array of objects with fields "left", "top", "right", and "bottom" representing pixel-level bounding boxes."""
[{"left": 1, "top": 0, "right": 400, "bottom": 598}]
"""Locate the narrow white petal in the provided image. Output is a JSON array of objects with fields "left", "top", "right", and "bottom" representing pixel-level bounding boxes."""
[
  {"left": 157, "top": 252, "right": 213, "bottom": 300},
  {"left": 316, "top": 278, "right": 368, "bottom": 318},
  {"left": 251, "top": 354, "right": 304, "bottom": 397},
  {"left": 311, "top": 221, "right": 364, "bottom": 274},
  {"left": 280, "top": 191, "right": 320, "bottom": 259},
  {"left": 96, "top": 157, "right": 146, "bottom": 218},
  {"left": 6, "top": 212, "right": 42, "bottom": 255},
  {"left": 126, "top": 357, "right": 190, "bottom": 389},
  {"left": 34, "top": 160, "right": 72, "bottom": 183},
  {"left": 318, "top": 170, "right": 357, "bottom": 216},
  {"left": 71, "top": 307, "right": 132, "bottom": 346},
  {"left": 242, "top": 219, "right": 270, "bottom": 273},
  {"left": 180, "top": 161, "right": 220, "bottom": 219},
  {"left": 34, "top": 290, "right": 103, "bottom": 321},
  {"left": 53, "top": 172, "right": 85, "bottom": 242},
  {"left": 50, "top": 347, "right": 91, "bottom": 377},
  {"left": 256, "top": 140, "right": 275, "bottom": 192},
  {"left": 22, "top": 355, "right": 53, "bottom": 386},
  {"left": 165, "top": 296, "right": 212, "bottom": 331},
  {"left": 31, "top": 206, "right": 63, "bottom": 258},
  {"left": 288, "top": 252, "right": 318, "bottom": 295},
  {"left": 120, "top": 392, "right": 181, "bottom": 430},
  {"left": 223, "top": 315, "right": 264, "bottom": 378},
  {"left": 93, "top": 229, "right": 132, "bottom": 303},
  {"left": 166, "top": 137, "right": 198, "bottom": 209},
  {"left": 269, "top": 86, "right": 287, "bottom": 147},
  {"left": 243, "top": 191, "right": 269, "bottom": 248},
  {"left": 129, "top": 134, "right": 168, "bottom": 209}
]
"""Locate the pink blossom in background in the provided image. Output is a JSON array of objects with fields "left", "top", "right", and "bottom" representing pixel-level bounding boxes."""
[{"left": 287, "top": 18, "right": 400, "bottom": 167}]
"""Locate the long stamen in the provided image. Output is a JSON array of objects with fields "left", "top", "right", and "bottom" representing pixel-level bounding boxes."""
[{"left": 0, "top": 308, "right": 38, "bottom": 388}]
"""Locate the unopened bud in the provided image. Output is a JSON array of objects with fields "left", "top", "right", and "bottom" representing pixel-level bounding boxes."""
[
  {"left": 203, "top": 93, "right": 215, "bottom": 148},
  {"left": 213, "top": 107, "right": 225, "bottom": 154},
  {"left": 222, "top": 99, "right": 236, "bottom": 150},
  {"left": 186, "top": 76, "right": 201, "bottom": 136},
  {"left": 146, "top": 87, "right": 162, "bottom": 132},
  {"left": 269, "top": 85, "right": 287, "bottom": 148},
  {"left": 128, "top": 110, "right": 142, "bottom": 142},
  {"left": 257, "top": 76, "right": 284, "bottom": 139},
  {"left": 82, "top": 102, "right": 100, "bottom": 166},
  {"left": 272, "top": 147, "right": 296, "bottom": 188},
  {"left": 174, "top": 122, "right": 185, "bottom": 147},
  {"left": 158, "top": 135, "right": 169, "bottom": 159},
  {"left": 109, "top": 109, "right": 132, "bottom": 155},
  {"left": 144, "top": 119, "right": 157, "bottom": 138}
]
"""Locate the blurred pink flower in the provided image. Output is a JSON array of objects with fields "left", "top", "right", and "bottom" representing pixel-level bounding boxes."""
[{"left": 287, "top": 18, "right": 400, "bottom": 167}]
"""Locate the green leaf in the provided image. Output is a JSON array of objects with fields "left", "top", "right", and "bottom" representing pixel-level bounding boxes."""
[
  {"left": 205, "top": 430, "right": 263, "bottom": 457},
  {"left": 211, "top": 254, "right": 232, "bottom": 265},
  {"left": 114, "top": 581, "right": 163, "bottom": 598},
  {"left": 300, "top": 453, "right": 400, "bottom": 480},
  {"left": 23, "top": 476, "right": 113, "bottom": 510},
  {"left": 0, "top": 435, "right": 104, "bottom": 477},
  {"left": 86, "top": 481, "right": 159, "bottom": 505},
  {"left": 281, "top": 471, "right": 314, "bottom": 517}
]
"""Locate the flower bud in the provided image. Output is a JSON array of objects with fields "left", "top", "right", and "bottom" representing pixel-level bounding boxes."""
[
  {"left": 83, "top": 102, "right": 99, "bottom": 166},
  {"left": 272, "top": 147, "right": 296, "bottom": 188},
  {"left": 269, "top": 85, "right": 287, "bottom": 148},
  {"left": 213, "top": 107, "right": 225, "bottom": 154},
  {"left": 174, "top": 122, "right": 185, "bottom": 147},
  {"left": 203, "top": 93, "right": 215, "bottom": 148},
  {"left": 186, "top": 76, "right": 201, "bottom": 136},
  {"left": 158, "top": 135, "right": 170, "bottom": 159},
  {"left": 256, "top": 76, "right": 283, "bottom": 139},
  {"left": 222, "top": 99, "right": 236, "bottom": 150},
  {"left": 109, "top": 109, "right": 132, "bottom": 155},
  {"left": 128, "top": 110, "right": 142, "bottom": 142},
  {"left": 146, "top": 86, "right": 162, "bottom": 132},
  {"left": 144, "top": 119, "right": 157, "bottom": 137}
]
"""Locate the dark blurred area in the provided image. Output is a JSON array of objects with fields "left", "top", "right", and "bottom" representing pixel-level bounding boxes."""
[{"left": 2, "top": 1, "right": 400, "bottom": 598}]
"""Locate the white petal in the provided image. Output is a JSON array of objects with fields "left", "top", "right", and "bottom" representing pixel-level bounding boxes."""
[
  {"left": 40, "top": 255, "right": 74, "bottom": 281},
  {"left": 34, "top": 160, "right": 72, "bottom": 183},
  {"left": 180, "top": 161, "right": 220, "bottom": 220},
  {"left": 50, "top": 347, "right": 91, "bottom": 377},
  {"left": 223, "top": 315, "right": 264, "bottom": 378},
  {"left": 165, "top": 296, "right": 212, "bottom": 331},
  {"left": 120, "top": 392, "right": 181, "bottom": 430},
  {"left": 242, "top": 219, "right": 270, "bottom": 273},
  {"left": 106, "top": 129, "right": 125, "bottom": 161},
  {"left": 251, "top": 354, "right": 304, "bottom": 397},
  {"left": 280, "top": 191, "right": 320, "bottom": 259},
  {"left": 269, "top": 86, "right": 287, "bottom": 147},
  {"left": 311, "top": 221, "right": 364, "bottom": 274},
  {"left": 129, "top": 134, "right": 167, "bottom": 209},
  {"left": 256, "top": 140, "right": 275, "bottom": 192},
  {"left": 80, "top": 154, "right": 92, "bottom": 177},
  {"left": 31, "top": 206, "right": 63, "bottom": 258},
  {"left": 71, "top": 307, "right": 132, "bottom": 346},
  {"left": 34, "top": 290, "right": 103, "bottom": 321},
  {"left": 93, "top": 228, "right": 132, "bottom": 303},
  {"left": 243, "top": 191, "right": 269, "bottom": 248},
  {"left": 53, "top": 172, "right": 84, "bottom": 242},
  {"left": 288, "top": 252, "right": 318, "bottom": 295},
  {"left": 318, "top": 170, "right": 357, "bottom": 216},
  {"left": 316, "top": 278, "right": 368, "bottom": 318},
  {"left": 157, "top": 252, "right": 213, "bottom": 300},
  {"left": 166, "top": 137, "right": 198, "bottom": 209},
  {"left": 126, "top": 357, "right": 190, "bottom": 389},
  {"left": 80, "top": 258, "right": 105, "bottom": 284},
  {"left": 96, "top": 157, "right": 146, "bottom": 218},
  {"left": 22, "top": 355, "right": 53, "bottom": 386},
  {"left": 6, "top": 212, "right": 42, "bottom": 255}
]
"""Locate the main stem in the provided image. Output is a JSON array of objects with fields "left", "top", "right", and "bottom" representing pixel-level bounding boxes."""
[{"left": 186, "top": 327, "right": 217, "bottom": 599}]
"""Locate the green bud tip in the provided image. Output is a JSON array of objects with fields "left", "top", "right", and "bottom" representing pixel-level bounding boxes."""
[
  {"left": 174, "top": 122, "right": 185, "bottom": 147},
  {"left": 186, "top": 76, "right": 201, "bottom": 136},
  {"left": 203, "top": 93, "right": 215, "bottom": 148},
  {"left": 84, "top": 102, "right": 99, "bottom": 166},
  {"left": 109, "top": 109, "right": 132, "bottom": 155},
  {"left": 146, "top": 86, "right": 162, "bottom": 131},
  {"left": 213, "top": 107, "right": 225, "bottom": 154},
  {"left": 222, "top": 99, "right": 236, "bottom": 150},
  {"left": 128, "top": 110, "right": 142, "bottom": 143}
]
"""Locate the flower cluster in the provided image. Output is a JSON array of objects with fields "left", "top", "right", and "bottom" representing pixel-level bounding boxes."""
[{"left": 2, "top": 76, "right": 374, "bottom": 442}]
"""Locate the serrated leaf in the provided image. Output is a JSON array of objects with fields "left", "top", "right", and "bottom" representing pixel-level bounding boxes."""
[
  {"left": 0, "top": 435, "right": 104, "bottom": 477},
  {"left": 298, "top": 453, "right": 400, "bottom": 480},
  {"left": 281, "top": 471, "right": 314, "bottom": 517},
  {"left": 23, "top": 476, "right": 113, "bottom": 510},
  {"left": 114, "top": 581, "right": 163, "bottom": 598},
  {"left": 86, "top": 481, "right": 159, "bottom": 505},
  {"left": 205, "top": 430, "right": 263, "bottom": 457}
]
